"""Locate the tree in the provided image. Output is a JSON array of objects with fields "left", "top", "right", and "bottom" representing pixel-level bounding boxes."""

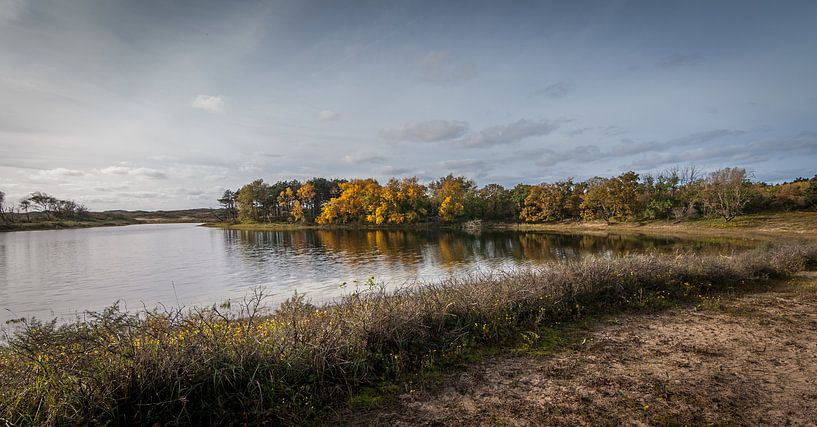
[
  {"left": 701, "top": 167, "right": 754, "bottom": 221},
  {"left": 236, "top": 180, "right": 269, "bottom": 222},
  {"left": 376, "top": 177, "right": 431, "bottom": 224},
  {"left": 580, "top": 172, "right": 641, "bottom": 222},
  {"left": 806, "top": 175, "right": 817, "bottom": 208},
  {"left": 294, "top": 182, "right": 316, "bottom": 223},
  {"left": 0, "top": 191, "right": 7, "bottom": 223},
  {"left": 317, "top": 179, "right": 382, "bottom": 224},
  {"left": 520, "top": 179, "right": 583, "bottom": 222},
  {"left": 429, "top": 175, "right": 476, "bottom": 223},
  {"left": 641, "top": 172, "right": 681, "bottom": 219},
  {"left": 217, "top": 190, "right": 238, "bottom": 221},
  {"left": 476, "top": 184, "right": 514, "bottom": 221},
  {"left": 19, "top": 199, "right": 31, "bottom": 222},
  {"left": 28, "top": 192, "right": 57, "bottom": 220},
  {"left": 509, "top": 183, "right": 532, "bottom": 220}
]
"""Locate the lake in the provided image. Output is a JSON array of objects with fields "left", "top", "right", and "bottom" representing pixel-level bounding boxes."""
[{"left": 0, "top": 223, "right": 747, "bottom": 322}]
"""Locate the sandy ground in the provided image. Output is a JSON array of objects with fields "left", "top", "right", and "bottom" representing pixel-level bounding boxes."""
[{"left": 349, "top": 272, "right": 817, "bottom": 426}]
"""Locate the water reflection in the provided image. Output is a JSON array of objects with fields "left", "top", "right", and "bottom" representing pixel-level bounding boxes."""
[{"left": 0, "top": 224, "right": 748, "bottom": 323}]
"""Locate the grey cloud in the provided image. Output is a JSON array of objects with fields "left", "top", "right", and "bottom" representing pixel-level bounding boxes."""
[
  {"left": 379, "top": 120, "right": 469, "bottom": 142},
  {"left": 458, "top": 119, "right": 559, "bottom": 148},
  {"left": 629, "top": 131, "right": 817, "bottom": 170},
  {"left": 529, "top": 129, "right": 744, "bottom": 168},
  {"left": 344, "top": 153, "right": 387, "bottom": 164},
  {"left": 0, "top": 0, "right": 26, "bottom": 25},
  {"left": 657, "top": 53, "right": 702, "bottom": 69},
  {"left": 116, "top": 191, "right": 164, "bottom": 199},
  {"left": 436, "top": 159, "right": 488, "bottom": 169},
  {"left": 537, "top": 145, "right": 602, "bottom": 167},
  {"left": 566, "top": 126, "right": 628, "bottom": 137},
  {"left": 375, "top": 166, "right": 414, "bottom": 176},
  {"left": 416, "top": 51, "right": 477, "bottom": 84},
  {"left": 532, "top": 82, "right": 572, "bottom": 99},
  {"left": 94, "top": 185, "right": 130, "bottom": 192}
]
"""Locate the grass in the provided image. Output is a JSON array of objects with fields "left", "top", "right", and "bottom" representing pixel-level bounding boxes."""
[
  {"left": 1, "top": 244, "right": 817, "bottom": 425},
  {"left": 0, "top": 219, "right": 136, "bottom": 232},
  {"left": 501, "top": 211, "right": 817, "bottom": 239}
]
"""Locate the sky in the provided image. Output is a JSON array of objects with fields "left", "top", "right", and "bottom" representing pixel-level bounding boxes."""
[{"left": 1, "top": 0, "right": 816, "bottom": 210}]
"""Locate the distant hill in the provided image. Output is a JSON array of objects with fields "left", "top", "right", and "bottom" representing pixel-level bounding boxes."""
[{"left": 98, "top": 208, "right": 225, "bottom": 223}]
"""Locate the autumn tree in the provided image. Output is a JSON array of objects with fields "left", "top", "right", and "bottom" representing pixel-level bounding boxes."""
[
  {"left": 375, "top": 177, "right": 431, "bottom": 224},
  {"left": 806, "top": 175, "right": 817, "bottom": 208},
  {"left": 509, "top": 183, "right": 532, "bottom": 220},
  {"left": 520, "top": 179, "right": 583, "bottom": 222},
  {"left": 474, "top": 184, "right": 514, "bottom": 221},
  {"left": 580, "top": 172, "right": 641, "bottom": 222},
  {"left": 641, "top": 172, "right": 681, "bottom": 219},
  {"left": 430, "top": 175, "right": 476, "bottom": 223},
  {"left": 236, "top": 179, "right": 269, "bottom": 222},
  {"left": 701, "top": 167, "right": 753, "bottom": 221},
  {"left": 317, "top": 179, "right": 382, "bottom": 224},
  {"left": 305, "top": 178, "right": 344, "bottom": 217}
]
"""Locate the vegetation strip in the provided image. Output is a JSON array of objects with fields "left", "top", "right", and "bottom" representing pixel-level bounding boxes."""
[{"left": 1, "top": 244, "right": 816, "bottom": 425}]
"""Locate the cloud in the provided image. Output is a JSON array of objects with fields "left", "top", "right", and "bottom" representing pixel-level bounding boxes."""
[
  {"left": 526, "top": 129, "right": 746, "bottom": 168},
  {"left": 0, "top": 0, "right": 26, "bottom": 25},
  {"left": 191, "top": 95, "right": 225, "bottom": 113},
  {"left": 532, "top": 82, "right": 572, "bottom": 98},
  {"left": 374, "top": 165, "right": 414, "bottom": 176},
  {"left": 629, "top": 131, "right": 817, "bottom": 170},
  {"left": 416, "top": 51, "right": 477, "bottom": 84},
  {"left": 380, "top": 120, "right": 469, "bottom": 142},
  {"left": 344, "top": 153, "right": 387, "bottom": 164},
  {"left": 657, "top": 53, "right": 702, "bottom": 69},
  {"left": 318, "top": 110, "right": 339, "bottom": 121},
  {"left": 537, "top": 145, "right": 603, "bottom": 167},
  {"left": 100, "top": 165, "right": 169, "bottom": 179},
  {"left": 32, "top": 168, "right": 85, "bottom": 179},
  {"left": 458, "top": 119, "right": 559, "bottom": 148}
]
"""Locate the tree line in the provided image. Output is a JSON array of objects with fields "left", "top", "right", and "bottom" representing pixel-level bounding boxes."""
[
  {"left": 219, "top": 167, "right": 817, "bottom": 225},
  {"left": 0, "top": 191, "right": 89, "bottom": 224}
]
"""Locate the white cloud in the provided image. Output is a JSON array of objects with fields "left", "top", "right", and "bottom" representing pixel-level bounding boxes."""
[
  {"left": 32, "top": 168, "right": 85, "bottom": 179},
  {"left": 380, "top": 120, "right": 469, "bottom": 142},
  {"left": 318, "top": 110, "right": 339, "bottom": 121},
  {"left": 191, "top": 95, "right": 225, "bottom": 113},
  {"left": 100, "top": 165, "right": 169, "bottom": 179}
]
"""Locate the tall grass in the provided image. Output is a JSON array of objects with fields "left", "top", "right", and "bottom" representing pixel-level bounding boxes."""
[{"left": 2, "top": 244, "right": 816, "bottom": 425}]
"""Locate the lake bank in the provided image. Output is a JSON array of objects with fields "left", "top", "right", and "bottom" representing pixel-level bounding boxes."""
[
  {"left": 0, "top": 208, "right": 221, "bottom": 232},
  {"left": 2, "top": 244, "right": 816, "bottom": 424},
  {"left": 205, "top": 210, "right": 817, "bottom": 240}
]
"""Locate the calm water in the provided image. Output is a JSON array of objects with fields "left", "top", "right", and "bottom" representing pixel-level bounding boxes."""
[{"left": 0, "top": 224, "right": 747, "bottom": 322}]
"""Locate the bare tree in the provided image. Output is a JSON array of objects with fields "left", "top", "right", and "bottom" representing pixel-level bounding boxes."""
[
  {"left": 702, "top": 167, "right": 753, "bottom": 221},
  {"left": 0, "top": 190, "right": 7, "bottom": 223},
  {"left": 19, "top": 199, "right": 32, "bottom": 222}
]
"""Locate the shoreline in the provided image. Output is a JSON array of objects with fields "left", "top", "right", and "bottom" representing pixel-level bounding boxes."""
[
  {"left": 4, "top": 211, "right": 814, "bottom": 238},
  {"left": 204, "top": 211, "right": 817, "bottom": 240}
]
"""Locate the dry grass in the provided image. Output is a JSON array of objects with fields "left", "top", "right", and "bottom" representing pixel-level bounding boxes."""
[{"left": 1, "top": 244, "right": 816, "bottom": 425}]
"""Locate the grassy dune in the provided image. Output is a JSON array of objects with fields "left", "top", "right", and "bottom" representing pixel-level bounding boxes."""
[{"left": 1, "top": 244, "right": 816, "bottom": 425}]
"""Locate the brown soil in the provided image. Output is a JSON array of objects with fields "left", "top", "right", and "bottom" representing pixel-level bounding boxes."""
[{"left": 350, "top": 273, "right": 817, "bottom": 426}]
